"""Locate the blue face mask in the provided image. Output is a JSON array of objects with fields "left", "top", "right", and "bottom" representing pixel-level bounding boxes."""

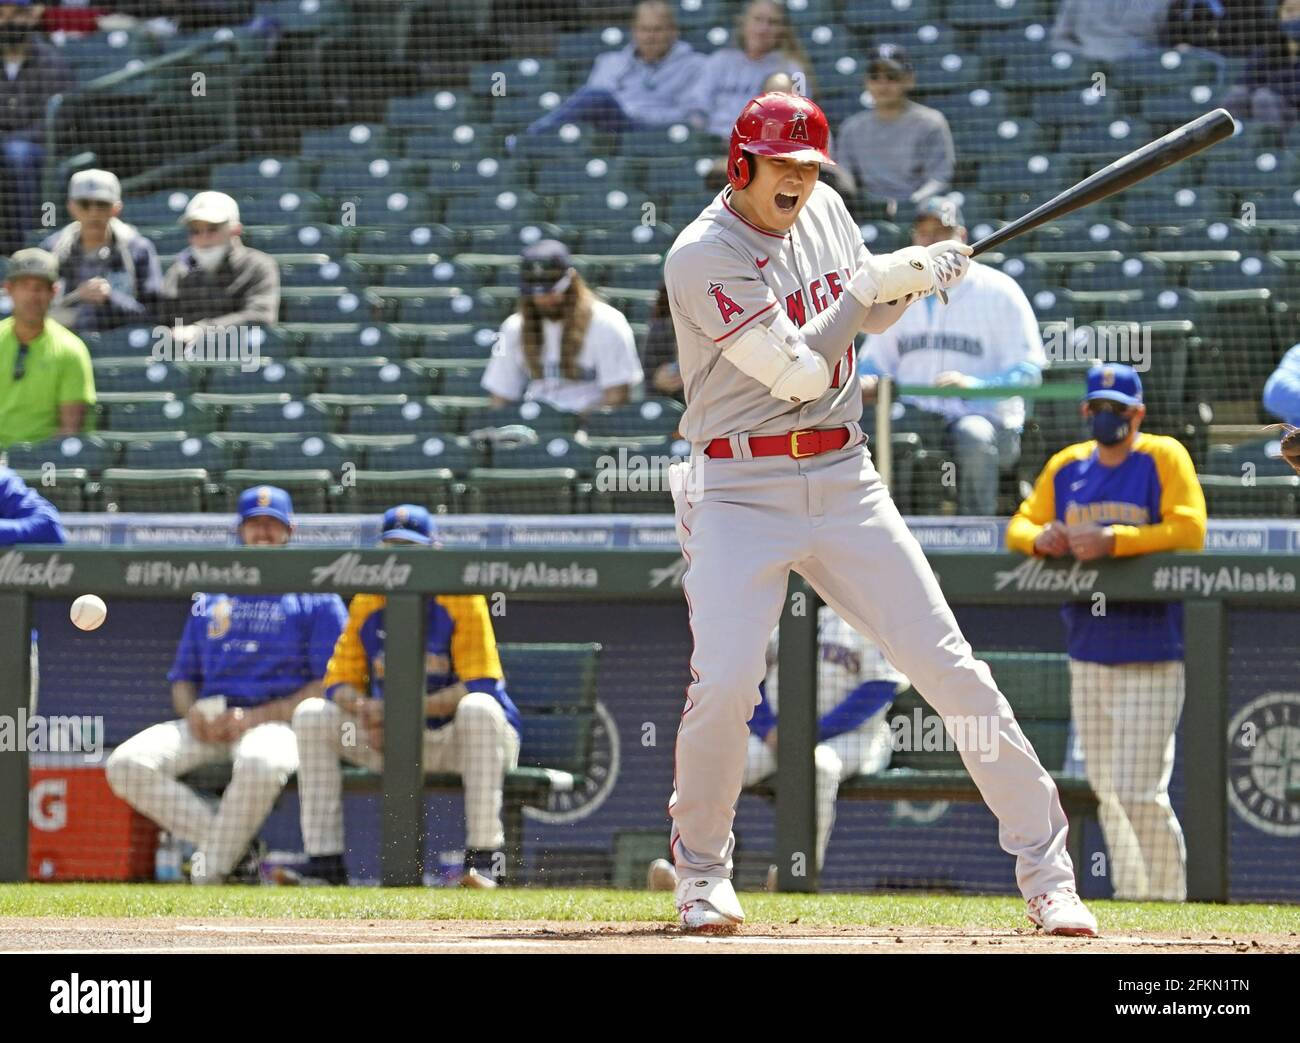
[
  {"left": 1282, "top": 20, "right": 1300, "bottom": 41},
  {"left": 1090, "top": 409, "right": 1131, "bottom": 446}
]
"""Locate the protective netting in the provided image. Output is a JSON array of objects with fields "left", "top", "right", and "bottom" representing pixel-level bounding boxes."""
[{"left": 0, "top": 0, "right": 1295, "bottom": 515}]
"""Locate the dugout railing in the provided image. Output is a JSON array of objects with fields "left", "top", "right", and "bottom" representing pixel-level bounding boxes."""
[{"left": 0, "top": 547, "right": 1291, "bottom": 899}]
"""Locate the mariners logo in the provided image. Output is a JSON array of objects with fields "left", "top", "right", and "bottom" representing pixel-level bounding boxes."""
[
  {"left": 1227, "top": 692, "right": 1300, "bottom": 837},
  {"left": 206, "top": 598, "right": 232, "bottom": 639},
  {"left": 523, "top": 701, "right": 620, "bottom": 825},
  {"left": 257, "top": 486, "right": 273, "bottom": 507}
]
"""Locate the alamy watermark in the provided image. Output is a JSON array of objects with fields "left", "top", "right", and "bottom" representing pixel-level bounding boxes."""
[
  {"left": 0, "top": 710, "right": 104, "bottom": 761},
  {"left": 150, "top": 321, "right": 262, "bottom": 371},
  {"left": 1043, "top": 318, "right": 1151, "bottom": 372}
]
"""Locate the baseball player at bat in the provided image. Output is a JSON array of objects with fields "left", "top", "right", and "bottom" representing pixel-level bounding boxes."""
[
  {"left": 661, "top": 91, "right": 1096, "bottom": 935},
  {"left": 649, "top": 606, "right": 906, "bottom": 892},
  {"left": 1008, "top": 365, "right": 1206, "bottom": 902},
  {"left": 290, "top": 505, "right": 521, "bottom": 888},
  {"left": 106, "top": 486, "right": 348, "bottom": 884}
]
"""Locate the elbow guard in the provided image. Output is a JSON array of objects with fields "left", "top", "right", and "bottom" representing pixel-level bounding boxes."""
[{"left": 725, "top": 319, "right": 831, "bottom": 403}]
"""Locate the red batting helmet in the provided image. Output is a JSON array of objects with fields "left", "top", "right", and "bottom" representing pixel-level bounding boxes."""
[{"left": 727, "top": 92, "right": 834, "bottom": 191}]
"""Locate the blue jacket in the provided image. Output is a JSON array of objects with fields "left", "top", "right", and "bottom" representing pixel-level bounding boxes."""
[{"left": 0, "top": 466, "right": 66, "bottom": 545}]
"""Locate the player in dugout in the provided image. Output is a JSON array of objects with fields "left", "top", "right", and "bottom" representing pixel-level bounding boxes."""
[
  {"left": 106, "top": 486, "right": 348, "bottom": 884},
  {"left": 288, "top": 505, "right": 522, "bottom": 889},
  {"left": 1007, "top": 364, "right": 1207, "bottom": 902}
]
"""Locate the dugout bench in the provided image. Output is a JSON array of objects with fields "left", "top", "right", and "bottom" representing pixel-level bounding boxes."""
[
  {"left": 746, "top": 651, "right": 1099, "bottom": 882},
  {"left": 180, "top": 642, "right": 601, "bottom": 884}
]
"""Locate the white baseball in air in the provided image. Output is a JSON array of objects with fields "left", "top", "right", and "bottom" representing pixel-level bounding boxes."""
[{"left": 70, "top": 594, "right": 107, "bottom": 631}]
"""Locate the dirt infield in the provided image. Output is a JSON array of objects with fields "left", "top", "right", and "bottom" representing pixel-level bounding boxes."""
[{"left": 3, "top": 918, "right": 1296, "bottom": 954}]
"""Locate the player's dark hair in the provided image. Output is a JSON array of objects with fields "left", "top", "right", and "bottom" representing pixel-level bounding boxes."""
[{"left": 519, "top": 270, "right": 596, "bottom": 381}]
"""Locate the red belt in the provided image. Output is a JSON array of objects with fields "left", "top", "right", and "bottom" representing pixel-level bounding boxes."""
[{"left": 704, "top": 426, "right": 853, "bottom": 460}]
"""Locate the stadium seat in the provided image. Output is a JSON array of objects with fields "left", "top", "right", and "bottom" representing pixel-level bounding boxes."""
[
  {"left": 1205, "top": 438, "right": 1299, "bottom": 479},
  {"left": 947, "top": 0, "right": 1052, "bottom": 29},
  {"left": 1058, "top": 118, "right": 1153, "bottom": 158},
  {"left": 91, "top": 324, "right": 158, "bottom": 359},
  {"left": 99, "top": 396, "right": 208, "bottom": 435},
  {"left": 320, "top": 361, "right": 432, "bottom": 397},
  {"left": 1109, "top": 48, "right": 1223, "bottom": 91},
  {"left": 402, "top": 124, "right": 501, "bottom": 162},
  {"left": 911, "top": 51, "right": 986, "bottom": 92},
  {"left": 1199, "top": 474, "right": 1300, "bottom": 517},
  {"left": 9, "top": 468, "right": 89, "bottom": 511},
  {"left": 386, "top": 89, "right": 478, "bottom": 129},
  {"left": 366, "top": 434, "right": 483, "bottom": 473},
  {"left": 236, "top": 190, "right": 328, "bottom": 227},
  {"left": 237, "top": 430, "right": 348, "bottom": 470},
  {"left": 281, "top": 288, "right": 369, "bottom": 324},
  {"left": 339, "top": 189, "right": 437, "bottom": 229},
  {"left": 461, "top": 467, "right": 582, "bottom": 513},
  {"left": 123, "top": 435, "right": 236, "bottom": 472},
  {"left": 352, "top": 225, "right": 457, "bottom": 258},
  {"left": 469, "top": 57, "right": 560, "bottom": 98},
  {"left": 1148, "top": 219, "right": 1262, "bottom": 255},
  {"left": 124, "top": 189, "right": 199, "bottom": 229},
  {"left": 335, "top": 468, "right": 458, "bottom": 513},
  {"left": 854, "top": 0, "right": 943, "bottom": 31},
  {"left": 434, "top": 361, "right": 491, "bottom": 397},
  {"left": 1066, "top": 256, "right": 1168, "bottom": 293},
  {"left": 300, "top": 123, "right": 391, "bottom": 159},
  {"left": 427, "top": 156, "right": 520, "bottom": 200},
  {"left": 443, "top": 189, "right": 545, "bottom": 228},
  {"left": 220, "top": 398, "right": 333, "bottom": 436},
  {"left": 583, "top": 399, "right": 685, "bottom": 439},
  {"left": 1139, "top": 84, "right": 1220, "bottom": 124},
  {"left": 857, "top": 220, "right": 904, "bottom": 253},
  {"left": 92, "top": 358, "right": 194, "bottom": 396},
  {"left": 100, "top": 467, "right": 209, "bottom": 511},
  {"left": 1186, "top": 254, "right": 1290, "bottom": 295},
  {"left": 489, "top": 436, "right": 603, "bottom": 473},
  {"left": 347, "top": 398, "right": 454, "bottom": 435},
  {"left": 976, "top": 154, "right": 1078, "bottom": 197},
  {"left": 953, "top": 116, "right": 1048, "bottom": 157},
  {"left": 204, "top": 361, "right": 315, "bottom": 398},
  {"left": 1029, "top": 85, "right": 1122, "bottom": 127},
  {"left": 304, "top": 323, "right": 404, "bottom": 360},
  {"left": 210, "top": 156, "right": 318, "bottom": 197},
  {"left": 464, "top": 402, "right": 579, "bottom": 437},
  {"left": 396, "top": 291, "right": 492, "bottom": 326},
  {"left": 1117, "top": 187, "right": 1233, "bottom": 228},
  {"left": 245, "top": 223, "right": 351, "bottom": 258},
  {"left": 382, "top": 260, "right": 483, "bottom": 294},
  {"left": 5, "top": 435, "right": 114, "bottom": 475},
  {"left": 1002, "top": 45, "right": 1093, "bottom": 89},
  {"left": 280, "top": 259, "right": 359, "bottom": 290},
  {"left": 222, "top": 467, "right": 335, "bottom": 512}
]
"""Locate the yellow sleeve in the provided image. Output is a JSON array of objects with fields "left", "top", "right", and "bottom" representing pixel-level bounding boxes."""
[
  {"left": 1005, "top": 444, "right": 1084, "bottom": 555},
  {"left": 441, "top": 595, "right": 504, "bottom": 684},
  {"left": 324, "top": 594, "right": 384, "bottom": 695},
  {"left": 1110, "top": 436, "right": 1207, "bottom": 557}
]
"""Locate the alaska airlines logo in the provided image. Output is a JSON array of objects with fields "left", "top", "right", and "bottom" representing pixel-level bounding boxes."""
[
  {"left": 311, "top": 553, "right": 411, "bottom": 590},
  {"left": 993, "top": 558, "right": 1098, "bottom": 594},
  {"left": 0, "top": 551, "right": 73, "bottom": 589}
]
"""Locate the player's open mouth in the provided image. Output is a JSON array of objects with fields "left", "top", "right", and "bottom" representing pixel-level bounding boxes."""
[{"left": 775, "top": 192, "right": 798, "bottom": 212}]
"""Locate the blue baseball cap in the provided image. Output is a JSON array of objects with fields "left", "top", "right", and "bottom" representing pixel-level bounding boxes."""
[
  {"left": 1084, "top": 363, "right": 1143, "bottom": 407},
  {"left": 381, "top": 504, "right": 435, "bottom": 545},
  {"left": 237, "top": 485, "right": 294, "bottom": 527}
]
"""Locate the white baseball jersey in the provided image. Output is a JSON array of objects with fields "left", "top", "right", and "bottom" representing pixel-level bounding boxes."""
[
  {"left": 763, "top": 607, "right": 907, "bottom": 722},
  {"left": 663, "top": 181, "right": 867, "bottom": 444},
  {"left": 862, "top": 261, "right": 1045, "bottom": 429},
  {"left": 480, "top": 299, "right": 644, "bottom": 413}
]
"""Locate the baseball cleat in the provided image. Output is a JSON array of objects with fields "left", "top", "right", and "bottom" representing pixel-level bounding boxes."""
[
  {"left": 459, "top": 867, "right": 498, "bottom": 890},
  {"left": 675, "top": 876, "right": 745, "bottom": 934},
  {"left": 647, "top": 858, "right": 678, "bottom": 891},
  {"left": 1026, "top": 887, "right": 1098, "bottom": 937}
]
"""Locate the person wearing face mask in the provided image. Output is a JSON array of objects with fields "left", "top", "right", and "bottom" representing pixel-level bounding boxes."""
[
  {"left": 480, "top": 239, "right": 643, "bottom": 414},
  {"left": 1223, "top": 0, "right": 1300, "bottom": 126},
  {"left": 160, "top": 191, "right": 280, "bottom": 353},
  {"left": 41, "top": 169, "right": 163, "bottom": 334},
  {"left": 0, "top": 1, "right": 73, "bottom": 254},
  {"left": 1007, "top": 364, "right": 1206, "bottom": 903},
  {"left": 105, "top": 486, "right": 348, "bottom": 885}
]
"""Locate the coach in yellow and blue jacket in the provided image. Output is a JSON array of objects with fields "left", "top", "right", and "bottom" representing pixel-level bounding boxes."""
[
  {"left": 1007, "top": 363, "right": 1206, "bottom": 903},
  {"left": 291, "top": 505, "right": 521, "bottom": 889}
]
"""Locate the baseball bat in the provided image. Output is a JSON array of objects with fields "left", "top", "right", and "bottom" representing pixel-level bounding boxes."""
[{"left": 969, "top": 108, "right": 1236, "bottom": 257}]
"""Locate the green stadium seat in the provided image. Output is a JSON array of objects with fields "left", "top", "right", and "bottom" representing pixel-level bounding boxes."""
[
  {"left": 954, "top": 116, "right": 1048, "bottom": 156},
  {"left": 1117, "top": 186, "right": 1233, "bottom": 228},
  {"left": 978, "top": 20, "right": 1053, "bottom": 59},
  {"left": 402, "top": 125, "right": 499, "bottom": 162},
  {"left": 319, "top": 361, "right": 431, "bottom": 397},
  {"left": 339, "top": 189, "right": 437, "bottom": 230},
  {"left": 101, "top": 468, "right": 208, "bottom": 512},
  {"left": 464, "top": 402, "right": 579, "bottom": 437},
  {"left": 222, "top": 467, "right": 335, "bottom": 512},
  {"left": 947, "top": 0, "right": 1052, "bottom": 29},
  {"left": 221, "top": 398, "right": 333, "bottom": 436},
  {"left": 347, "top": 398, "right": 453, "bottom": 435},
  {"left": 1251, "top": 187, "right": 1300, "bottom": 227},
  {"left": 238, "top": 433, "right": 348, "bottom": 472},
  {"left": 1202, "top": 146, "right": 1299, "bottom": 194},
  {"left": 236, "top": 190, "right": 328, "bottom": 227},
  {"left": 552, "top": 187, "right": 655, "bottom": 228},
  {"left": 300, "top": 123, "right": 391, "bottom": 159},
  {"left": 253, "top": 0, "right": 347, "bottom": 32},
  {"left": 123, "top": 434, "right": 236, "bottom": 472},
  {"left": 386, "top": 89, "right": 478, "bottom": 129},
  {"left": 1186, "top": 253, "right": 1290, "bottom": 294},
  {"left": 1139, "top": 84, "right": 1220, "bottom": 124},
  {"left": 489, "top": 436, "right": 604, "bottom": 473},
  {"left": 100, "top": 395, "right": 207, "bottom": 435},
  {"left": 316, "top": 156, "right": 423, "bottom": 199},
  {"left": 1058, "top": 118, "right": 1153, "bottom": 157},
  {"left": 125, "top": 189, "right": 200, "bottom": 229},
  {"left": 1029, "top": 86, "right": 1122, "bottom": 126},
  {"left": 462, "top": 467, "right": 581, "bottom": 513},
  {"left": 1109, "top": 48, "right": 1223, "bottom": 91},
  {"left": 279, "top": 259, "right": 358, "bottom": 289},
  {"left": 930, "top": 86, "right": 1013, "bottom": 126},
  {"left": 638, "top": 155, "right": 712, "bottom": 200},
  {"left": 91, "top": 324, "right": 160, "bottom": 359},
  {"left": 367, "top": 434, "right": 483, "bottom": 473},
  {"left": 210, "top": 157, "right": 318, "bottom": 197},
  {"left": 532, "top": 155, "right": 630, "bottom": 198},
  {"left": 244, "top": 223, "right": 351, "bottom": 257},
  {"left": 92, "top": 358, "right": 194, "bottom": 396},
  {"left": 281, "top": 288, "right": 368, "bottom": 324},
  {"left": 1066, "top": 256, "right": 1168, "bottom": 292},
  {"left": 1199, "top": 474, "right": 1300, "bottom": 517},
  {"left": 203, "top": 360, "right": 314, "bottom": 398},
  {"left": 5, "top": 435, "right": 114, "bottom": 474},
  {"left": 620, "top": 123, "right": 717, "bottom": 165},
  {"left": 601, "top": 260, "right": 664, "bottom": 292},
  {"left": 492, "top": 94, "right": 567, "bottom": 131},
  {"left": 911, "top": 51, "right": 987, "bottom": 92},
  {"left": 1148, "top": 218, "right": 1261, "bottom": 255},
  {"left": 10, "top": 469, "right": 88, "bottom": 511},
  {"left": 1205, "top": 438, "right": 1298, "bottom": 479},
  {"left": 434, "top": 361, "right": 491, "bottom": 397},
  {"left": 1002, "top": 45, "right": 1093, "bottom": 89},
  {"left": 395, "top": 291, "right": 496, "bottom": 327},
  {"left": 1025, "top": 286, "right": 1081, "bottom": 323},
  {"left": 469, "top": 58, "right": 560, "bottom": 98},
  {"left": 427, "top": 156, "right": 520, "bottom": 197},
  {"left": 382, "top": 260, "right": 483, "bottom": 293},
  {"left": 976, "top": 154, "right": 1078, "bottom": 197},
  {"left": 443, "top": 190, "right": 544, "bottom": 229},
  {"left": 462, "top": 221, "right": 567, "bottom": 253},
  {"left": 407, "top": 326, "right": 484, "bottom": 360},
  {"left": 302, "top": 323, "right": 403, "bottom": 360},
  {"left": 353, "top": 226, "right": 456, "bottom": 258},
  {"left": 996, "top": 255, "right": 1054, "bottom": 297},
  {"left": 854, "top": 0, "right": 943, "bottom": 30},
  {"left": 336, "top": 468, "right": 458, "bottom": 513},
  {"left": 583, "top": 398, "right": 685, "bottom": 438},
  {"left": 857, "top": 220, "right": 904, "bottom": 254}
]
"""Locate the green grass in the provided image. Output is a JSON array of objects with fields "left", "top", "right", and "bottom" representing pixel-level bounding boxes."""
[{"left": 1, "top": 884, "right": 1297, "bottom": 933}]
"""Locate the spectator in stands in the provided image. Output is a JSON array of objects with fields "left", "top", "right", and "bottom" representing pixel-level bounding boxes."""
[
  {"left": 0, "top": 2, "right": 72, "bottom": 254},
  {"left": 160, "top": 191, "right": 280, "bottom": 352},
  {"left": 289, "top": 505, "right": 521, "bottom": 889},
  {"left": 1050, "top": 0, "right": 1171, "bottom": 62},
  {"left": 1263, "top": 343, "right": 1300, "bottom": 426},
  {"left": 41, "top": 169, "right": 163, "bottom": 334},
  {"left": 481, "top": 239, "right": 643, "bottom": 413},
  {"left": 1007, "top": 364, "right": 1206, "bottom": 902},
  {"left": 0, "top": 248, "right": 95, "bottom": 448},
  {"left": 834, "top": 45, "right": 954, "bottom": 212},
  {"left": 1223, "top": 0, "right": 1300, "bottom": 127},
  {"left": 643, "top": 282, "right": 683, "bottom": 401},
  {"left": 521, "top": 1, "right": 703, "bottom": 140},
  {"left": 858, "top": 197, "right": 1043, "bottom": 515},
  {"left": 105, "top": 486, "right": 348, "bottom": 885},
  {"left": 683, "top": 0, "right": 810, "bottom": 138}
]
